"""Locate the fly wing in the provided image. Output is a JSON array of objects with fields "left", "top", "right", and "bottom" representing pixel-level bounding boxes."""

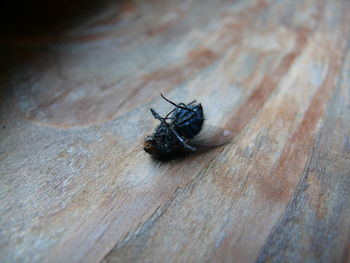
[{"left": 189, "top": 124, "right": 233, "bottom": 150}]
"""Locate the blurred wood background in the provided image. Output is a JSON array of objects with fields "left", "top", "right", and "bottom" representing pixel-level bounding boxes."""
[{"left": 1, "top": 0, "right": 350, "bottom": 262}]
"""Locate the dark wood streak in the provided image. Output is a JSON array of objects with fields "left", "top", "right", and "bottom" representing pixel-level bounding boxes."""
[
  {"left": 224, "top": 28, "right": 309, "bottom": 134},
  {"left": 256, "top": 41, "right": 350, "bottom": 263},
  {"left": 259, "top": 51, "right": 342, "bottom": 204}
]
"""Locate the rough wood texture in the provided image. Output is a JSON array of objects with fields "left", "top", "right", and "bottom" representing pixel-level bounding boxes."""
[{"left": 1, "top": 0, "right": 350, "bottom": 262}]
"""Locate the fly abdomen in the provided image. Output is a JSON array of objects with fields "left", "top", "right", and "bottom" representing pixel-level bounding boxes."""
[{"left": 173, "top": 104, "right": 204, "bottom": 139}]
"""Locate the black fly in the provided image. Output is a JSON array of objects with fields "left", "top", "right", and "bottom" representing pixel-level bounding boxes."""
[{"left": 143, "top": 94, "right": 233, "bottom": 159}]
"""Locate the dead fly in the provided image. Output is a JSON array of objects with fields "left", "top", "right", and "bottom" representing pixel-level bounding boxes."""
[{"left": 143, "top": 94, "right": 233, "bottom": 159}]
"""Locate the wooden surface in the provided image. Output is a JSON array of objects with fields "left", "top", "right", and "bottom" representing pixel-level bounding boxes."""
[{"left": 1, "top": 0, "right": 350, "bottom": 262}]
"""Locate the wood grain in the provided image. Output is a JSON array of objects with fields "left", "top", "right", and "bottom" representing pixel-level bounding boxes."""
[
  {"left": 0, "top": 0, "right": 350, "bottom": 262},
  {"left": 256, "top": 39, "right": 350, "bottom": 263}
]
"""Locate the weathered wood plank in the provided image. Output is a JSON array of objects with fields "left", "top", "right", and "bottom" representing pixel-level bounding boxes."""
[
  {"left": 0, "top": 0, "right": 349, "bottom": 262},
  {"left": 256, "top": 38, "right": 350, "bottom": 263},
  {"left": 102, "top": 0, "right": 350, "bottom": 262}
]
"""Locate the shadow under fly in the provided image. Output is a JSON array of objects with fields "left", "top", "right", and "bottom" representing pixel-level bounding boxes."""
[{"left": 144, "top": 94, "right": 233, "bottom": 159}]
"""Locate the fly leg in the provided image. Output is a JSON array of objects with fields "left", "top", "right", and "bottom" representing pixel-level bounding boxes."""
[
  {"left": 150, "top": 108, "right": 175, "bottom": 128},
  {"left": 150, "top": 108, "right": 170, "bottom": 134},
  {"left": 163, "top": 108, "right": 176, "bottom": 121},
  {"left": 160, "top": 93, "right": 195, "bottom": 113},
  {"left": 150, "top": 107, "right": 196, "bottom": 152},
  {"left": 150, "top": 108, "right": 164, "bottom": 121},
  {"left": 170, "top": 128, "right": 197, "bottom": 152},
  {"left": 152, "top": 109, "right": 196, "bottom": 151}
]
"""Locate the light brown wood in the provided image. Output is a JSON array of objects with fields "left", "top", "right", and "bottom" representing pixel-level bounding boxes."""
[{"left": 1, "top": 0, "right": 350, "bottom": 262}]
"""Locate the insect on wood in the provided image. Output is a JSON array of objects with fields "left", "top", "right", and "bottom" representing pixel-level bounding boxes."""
[{"left": 143, "top": 94, "right": 233, "bottom": 159}]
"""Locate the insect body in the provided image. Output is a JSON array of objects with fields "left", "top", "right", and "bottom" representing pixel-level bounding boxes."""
[
  {"left": 172, "top": 103, "right": 203, "bottom": 138},
  {"left": 143, "top": 94, "right": 232, "bottom": 159},
  {"left": 160, "top": 94, "right": 204, "bottom": 139},
  {"left": 144, "top": 122, "right": 182, "bottom": 157}
]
